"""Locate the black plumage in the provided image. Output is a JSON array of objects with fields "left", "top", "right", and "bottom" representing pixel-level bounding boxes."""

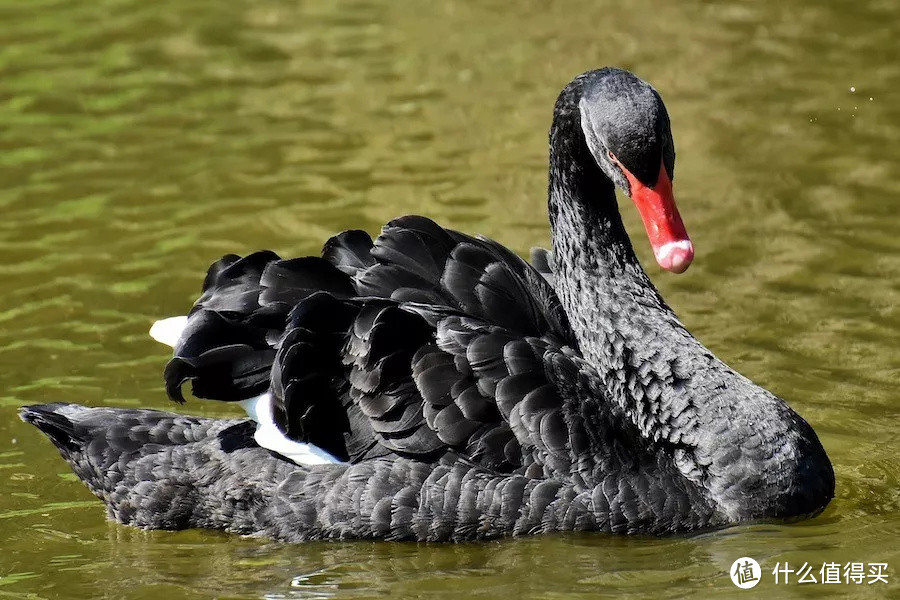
[{"left": 21, "top": 67, "right": 834, "bottom": 542}]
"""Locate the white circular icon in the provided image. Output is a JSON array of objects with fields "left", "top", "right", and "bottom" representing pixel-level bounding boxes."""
[{"left": 730, "top": 557, "right": 761, "bottom": 589}]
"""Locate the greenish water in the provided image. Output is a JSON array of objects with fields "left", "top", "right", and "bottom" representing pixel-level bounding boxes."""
[{"left": 1, "top": 0, "right": 898, "bottom": 598}]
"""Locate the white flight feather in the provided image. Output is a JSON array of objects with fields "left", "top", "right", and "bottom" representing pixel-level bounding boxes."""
[
  {"left": 150, "top": 315, "right": 342, "bottom": 466},
  {"left": 238, "top": 394, "right": 342, "bottom": 465},
  {"left": 149, "top": 316, "right": 188, "bottom": 348}
]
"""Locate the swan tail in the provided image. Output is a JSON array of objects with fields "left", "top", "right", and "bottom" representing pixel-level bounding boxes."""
[
  {"left": 19, "top": 403, "right": 291, "bottom": 532},
  {"left": 18, "top": 403, "right": 506, "bottom": 541}
]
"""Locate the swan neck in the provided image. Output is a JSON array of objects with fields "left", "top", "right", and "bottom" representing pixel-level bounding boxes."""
[{"left": 547, "top": 89, "right": 665, "bottom": 364}]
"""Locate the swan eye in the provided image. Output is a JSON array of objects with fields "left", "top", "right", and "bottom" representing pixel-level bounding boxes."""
[{"left": 607, "top": 149, "right": 616, "bottom": 161}]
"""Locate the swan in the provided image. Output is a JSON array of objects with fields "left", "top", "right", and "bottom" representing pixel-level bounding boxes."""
[{"left": 20, "top": 67, "right": 834, "bottom": 541}]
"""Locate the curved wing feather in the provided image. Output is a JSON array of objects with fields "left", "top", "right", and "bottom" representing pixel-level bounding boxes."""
[{"left": 165, "top": 215, "right": 604, "bottom": 480}]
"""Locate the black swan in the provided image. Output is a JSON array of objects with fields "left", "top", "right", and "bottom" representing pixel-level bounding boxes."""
[{"left": 20, "top": 68, "right": 834, "bottom": 541}]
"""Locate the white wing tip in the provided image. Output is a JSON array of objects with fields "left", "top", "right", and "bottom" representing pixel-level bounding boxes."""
[
  {"left": 149, "top": 316, "right": 188, "bottom": 348},
  {"left": 240, "top": 394, "right": 343, "bottom": 466}
]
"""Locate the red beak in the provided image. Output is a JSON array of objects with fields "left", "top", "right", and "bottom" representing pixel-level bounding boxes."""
[{"left": 618, "top": 159, "right": 693, "bottom": 273}]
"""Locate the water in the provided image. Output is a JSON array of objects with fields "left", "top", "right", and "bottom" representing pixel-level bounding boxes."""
[{"left": 1, "top": 0, "right": 898, "bottom": 597}]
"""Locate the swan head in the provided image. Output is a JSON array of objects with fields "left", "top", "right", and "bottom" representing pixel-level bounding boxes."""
[{"left": 578, "top": 68, "right": 693, "bottom": 274}]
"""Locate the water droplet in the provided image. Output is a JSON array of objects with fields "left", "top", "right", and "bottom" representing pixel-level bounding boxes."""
[{"left": 850, "top": 86, "right": 856, "bottom": 92}]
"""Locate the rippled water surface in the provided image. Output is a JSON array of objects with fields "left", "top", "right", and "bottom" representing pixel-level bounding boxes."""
[{"left": 1, "top": 1, "right": 898, "bottom": 598}]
